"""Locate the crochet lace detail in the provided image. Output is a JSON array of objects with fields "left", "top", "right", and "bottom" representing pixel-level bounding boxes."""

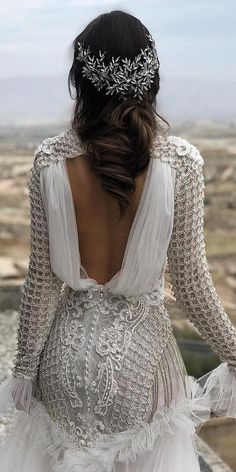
[
  {"left": 12, "top": 128, "right": 236, "bottom": 385},
  {"left": 166, "top": 136, "right": 236, "bottom": 368},
  {"left": 12, "top": 159, "right": 64, "bottom": 379}
]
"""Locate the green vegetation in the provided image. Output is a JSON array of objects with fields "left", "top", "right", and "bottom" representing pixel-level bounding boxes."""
[
  {"left": 179, "top": 348, "right": 219, "bottom": 378},
  {"left": 173, "top": 326, "right": 202, "bottom": 341},
  {"left": 173, "top": 327, "right": 220, "bottom": 378}
]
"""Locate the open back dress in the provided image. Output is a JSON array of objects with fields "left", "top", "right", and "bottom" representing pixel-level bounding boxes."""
[{"left": 0, "top": 126, "right": 236, "bottom": 472}]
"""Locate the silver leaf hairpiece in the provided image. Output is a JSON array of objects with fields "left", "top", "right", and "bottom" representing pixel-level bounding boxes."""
[{"left": 76, "top": 33, "right": 160, "bottom": 101}]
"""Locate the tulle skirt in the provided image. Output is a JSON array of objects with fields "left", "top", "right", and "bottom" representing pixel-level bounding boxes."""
[{"left": 0, "top": 362, "right": 235, "bottom": 472}]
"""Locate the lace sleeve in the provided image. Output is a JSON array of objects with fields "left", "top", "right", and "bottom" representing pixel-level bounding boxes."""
[
  {"left": 167, "top": 140, "right": 236, "bottom": 368},
  {"left": 12, "top": 145, "right": 64, "bottom": 382}
]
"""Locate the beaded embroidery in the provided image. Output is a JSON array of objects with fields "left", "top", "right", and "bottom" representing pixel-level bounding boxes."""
[
  {"left": 12, "top": 125, "right": 236, "bottom": 452},
  {"left": 38, "top": 283, "right": 173, "bottom": 448}
]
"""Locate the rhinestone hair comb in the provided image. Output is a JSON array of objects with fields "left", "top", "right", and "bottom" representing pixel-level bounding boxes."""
[{"left": 76, "top": 33, "right": 160, "bottom": 100}]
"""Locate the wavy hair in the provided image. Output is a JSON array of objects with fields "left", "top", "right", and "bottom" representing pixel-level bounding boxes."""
[{"left": 68, "top": 10, "right": 170, "bottom": 218}]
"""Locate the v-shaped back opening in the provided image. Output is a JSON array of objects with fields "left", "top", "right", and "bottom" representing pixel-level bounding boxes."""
[{"left": 63, "top": 155, "right": 154, "bottom": 288}]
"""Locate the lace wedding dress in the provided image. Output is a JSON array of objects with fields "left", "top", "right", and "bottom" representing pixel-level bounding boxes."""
[{"left": 0, "top": 127, "right": 236, "bottom": 472}]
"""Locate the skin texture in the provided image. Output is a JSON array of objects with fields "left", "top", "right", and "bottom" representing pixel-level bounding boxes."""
[{"left": 65, "top": 155, "right": 148, "bottom": 285}]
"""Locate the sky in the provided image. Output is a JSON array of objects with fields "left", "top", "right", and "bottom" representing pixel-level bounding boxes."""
[
  {"left": 0, "top": 0, "right": 235, "bottom": 124},
  {"left": 1, "top": 0, "right": 235, "bottom": 80}
]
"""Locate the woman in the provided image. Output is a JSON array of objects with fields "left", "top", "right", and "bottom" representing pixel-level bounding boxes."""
[{"left": 0, "top": 10, "right": 235, "bottom": 472}]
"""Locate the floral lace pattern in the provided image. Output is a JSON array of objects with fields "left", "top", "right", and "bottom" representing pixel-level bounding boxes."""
[
  {"left": 38, "top": 281, "right": 172, "bottom": 449},
  {"left": 11, "top": 125, "right": 236, "bottom": 455}
]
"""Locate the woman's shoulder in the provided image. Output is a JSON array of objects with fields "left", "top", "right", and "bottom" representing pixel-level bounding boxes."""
[
  {"left": 153, "top": 132, "right": 204, "bottom": 171},
  {"left": 32, "top": 128, "right": 83, "bottom": 171},
  {"left": 32, "top": 129, "right": 204, "bottom": 173}
]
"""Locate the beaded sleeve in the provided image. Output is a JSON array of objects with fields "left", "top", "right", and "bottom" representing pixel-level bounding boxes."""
[
  {"left": 166, "top": 137, "right": 236, "bottom": 368},
  {"left": 12, "top": 144, "right": 64, "bottom": 382}
]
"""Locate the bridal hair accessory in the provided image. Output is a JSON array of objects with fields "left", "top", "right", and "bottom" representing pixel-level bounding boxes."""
[{"left": 76, "top": 33, "right": 160, "bottom": 100}]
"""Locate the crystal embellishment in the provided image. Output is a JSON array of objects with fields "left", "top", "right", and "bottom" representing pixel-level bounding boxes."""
[{"left": 76, "top": 33, "right": 160, "bottom": 100}]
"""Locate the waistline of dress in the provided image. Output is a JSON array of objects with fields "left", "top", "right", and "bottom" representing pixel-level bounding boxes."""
[{"left": 67, "top": 277, "right": 165, "bottom": 307}]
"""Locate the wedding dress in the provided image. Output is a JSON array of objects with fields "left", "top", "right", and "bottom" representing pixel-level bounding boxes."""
[{"left": 0, "top": 127, "right": 236, "bottom": 472}]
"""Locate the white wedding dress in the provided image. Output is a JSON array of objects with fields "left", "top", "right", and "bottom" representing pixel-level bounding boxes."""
[{"left": 0, "top": 127, "right": 236, "bottom": 472}]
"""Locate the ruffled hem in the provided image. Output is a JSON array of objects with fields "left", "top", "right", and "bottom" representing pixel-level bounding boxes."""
[
  {"left": 197, "top": 362, "right": 236, "bottom": 417},
  {"left": 0, "top": 363, "right": 235, "bottom": 472},
  {"left": 0, "top": 376, "right": 36, "bottom": 415}
]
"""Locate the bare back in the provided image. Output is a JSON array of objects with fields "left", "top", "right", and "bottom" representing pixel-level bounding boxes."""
[{"left": 65, "top": 155, "right": 148, "bottom": 285}]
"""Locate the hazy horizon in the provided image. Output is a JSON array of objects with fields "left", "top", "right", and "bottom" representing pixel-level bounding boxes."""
[
  {"left": 1, "top": 0, "right": 235, "bottom": 125},
  {"left": 0, "top": 73, "right": 235, "bottom": 127}
]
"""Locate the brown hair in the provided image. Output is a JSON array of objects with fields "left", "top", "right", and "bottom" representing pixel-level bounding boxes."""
[{"left": 68, "top": 10, "right": 170, "bottom": 218}]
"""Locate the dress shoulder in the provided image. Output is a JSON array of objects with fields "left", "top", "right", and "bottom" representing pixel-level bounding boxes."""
[
  {"left": 33, "top": 130, "right": 204, "bottom": 174},
  {"left": 155, "top": 134, "right": 204, "bottom": 171},
  {"left": 33, "top": 128, "right": 84, "bottom": 171}
]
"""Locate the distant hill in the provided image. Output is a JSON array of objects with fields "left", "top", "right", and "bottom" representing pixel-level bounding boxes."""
[{"left": 1, "top": 74, "right": 236, "bottom": 126}]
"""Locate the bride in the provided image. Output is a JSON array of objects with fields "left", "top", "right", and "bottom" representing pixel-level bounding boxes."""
[{"left": 0, "top": 9, "right": 235, "bottom": 472}]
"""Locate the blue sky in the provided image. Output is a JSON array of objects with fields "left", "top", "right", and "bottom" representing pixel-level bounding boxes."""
[{"left": 0, "top": 0, "right": 235, "bottom": 81}]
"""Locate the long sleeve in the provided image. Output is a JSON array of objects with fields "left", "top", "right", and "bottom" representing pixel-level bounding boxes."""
[
  {"left": 0, "top": 145, "right": 64, "bottom": 414},
  {"left": 12, "top": 148, "right": 64, "bottom": 381},
  {"left": 166, "top": 139, "right": 236, "bottom": 416},
  {"left": 167, "top": 146, "right": 236, "bottom": 366}
]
